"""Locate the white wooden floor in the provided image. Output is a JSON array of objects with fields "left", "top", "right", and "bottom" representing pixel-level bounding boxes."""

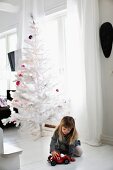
[{"left": 3, "top": 127, "right": 113, "bottom": 170}]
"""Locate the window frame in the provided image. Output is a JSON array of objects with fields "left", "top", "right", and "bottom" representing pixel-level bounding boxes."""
[
  {"left": 45, "top": 10, "right": 67, "bottom": 74},
  {"left": 45, "top": 10, "right": 68, "bottom": 94},
  {"left": 0, "top": 28, "right": 17, "bottom": 95}
]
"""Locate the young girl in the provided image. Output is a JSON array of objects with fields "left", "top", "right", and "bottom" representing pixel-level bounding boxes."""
[{"left": 50, "top": 116, "right": 83, "bottom": 158}]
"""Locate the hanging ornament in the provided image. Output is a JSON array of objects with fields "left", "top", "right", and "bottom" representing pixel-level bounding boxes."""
[
  {"left": 16, "top": 81, "right": 20, "bottom": 86},
  {"left": 18, "top": 73, "right": 23, "bottom": 77},
  {"left": 56, "top": 89, "right": 59, "bottom": 92},
  {"left": 29, "top": 35, "right": 33, "bottom": 39},
  {"left": 21, "top": 64, "right": 25, "bottom": 68}
]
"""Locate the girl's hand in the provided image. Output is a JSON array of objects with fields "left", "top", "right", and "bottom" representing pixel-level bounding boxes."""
[
  {"left": 51, "top": 151, "right": 60, "bottom": 158},
  {"left": 70, "top": 157, "right": 76, "bottom": 162}
]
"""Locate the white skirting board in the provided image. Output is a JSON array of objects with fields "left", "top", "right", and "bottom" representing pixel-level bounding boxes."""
[{"left": 101, "top": 135, "right": 113, "bottom": 145}]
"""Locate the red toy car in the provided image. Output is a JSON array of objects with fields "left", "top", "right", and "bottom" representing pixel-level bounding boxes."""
[{"left": 48, "top": 154, "right": 75, "bottom": 166}]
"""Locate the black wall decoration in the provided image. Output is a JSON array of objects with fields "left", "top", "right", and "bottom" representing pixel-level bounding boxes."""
[{"left": 99, "top": 22, "right": 113, "bottom": 58}]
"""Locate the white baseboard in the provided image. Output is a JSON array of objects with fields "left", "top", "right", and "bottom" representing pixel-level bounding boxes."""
[{"left": 101, "top": 135, "right": 113, "bottom": 145}]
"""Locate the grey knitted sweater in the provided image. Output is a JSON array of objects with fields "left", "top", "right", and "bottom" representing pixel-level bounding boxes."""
[{"left": 50, "top": 130, "right": 80, "bottom": 156}]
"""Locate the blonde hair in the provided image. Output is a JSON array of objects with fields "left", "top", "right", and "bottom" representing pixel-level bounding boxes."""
[{"left": 55, "top": 116, "right": 78, "bottom": 144}]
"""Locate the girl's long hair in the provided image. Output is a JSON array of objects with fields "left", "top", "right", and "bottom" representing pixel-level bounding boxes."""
[{"left": 55, "top": 116, "right": 78, "bottom": 144}]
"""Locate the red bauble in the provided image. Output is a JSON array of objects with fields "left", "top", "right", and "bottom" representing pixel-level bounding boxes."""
[
  {"left": 21, "top": 64, "right": 25, "bottom": 68},
  {"left": 18, "top": 73, "right": 23, "bottom": 77},
  {"left": 16, "top": 81, "right": 20, "bottom": 86}
]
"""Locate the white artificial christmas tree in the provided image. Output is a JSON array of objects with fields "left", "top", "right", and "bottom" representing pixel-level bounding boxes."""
[{"left": 2, "top": 16, "right": 70, "bottom": 136}]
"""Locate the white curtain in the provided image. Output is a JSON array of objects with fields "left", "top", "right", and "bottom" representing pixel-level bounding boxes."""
[{"left": 67, "top": 0, "right": 103, "bottom": 145}]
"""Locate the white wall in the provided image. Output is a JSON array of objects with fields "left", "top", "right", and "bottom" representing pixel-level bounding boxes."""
[
  {"left": 44, "top": 0, "right": 66, "bottom": 15},
  {"left": 99, "top": 0, "right": 113, "bottom": 144},
  {"left": 0, "top": 0, "right": 22, "bottom": 33},
  {"left": 0, "top": 0, "right": 66, "bottom": 33},
  {"left": 0, "top": 11, "right": 19, "bottom": 33}
]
